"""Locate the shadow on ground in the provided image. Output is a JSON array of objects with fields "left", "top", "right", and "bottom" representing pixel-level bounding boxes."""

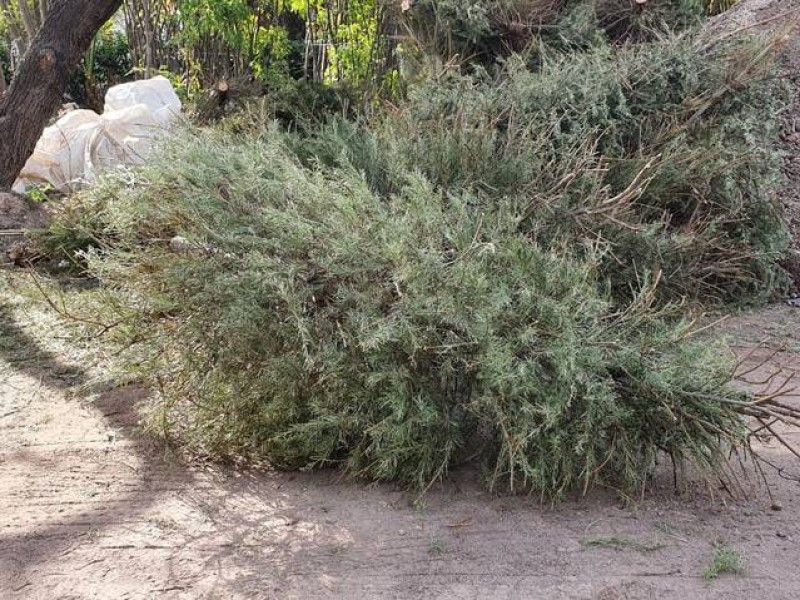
[
  {"left": 3, "top": 290, "right": 800, "bottom": 598},
  {"left": 0, "top": 301, "right": 86, "bottom": 389},
  {"left": 0, "top": 297, "right": 188, "bottom": 593}
]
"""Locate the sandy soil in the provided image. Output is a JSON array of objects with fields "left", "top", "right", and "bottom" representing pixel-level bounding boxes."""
[
  {"left": 0, "top": 193, "right": 49, "bottom": 233},
  {"left": 2, "top": 276, "right": 800, "bottom": 600},
  {"left": 0, "top": 193, "right": 49, "bottom": 264}
]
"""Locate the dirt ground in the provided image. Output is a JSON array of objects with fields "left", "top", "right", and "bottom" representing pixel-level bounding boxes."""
[
  {"left": 0, "top": 193, "right": 49, "bottom": 265},
  {"left": 2, "top": 278, "right": 800, "bottom": 600}
]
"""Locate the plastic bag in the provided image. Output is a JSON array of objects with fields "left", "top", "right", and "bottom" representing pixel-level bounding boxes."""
[{"left": 13, "top": 76, "right": 181, "bottom": 193}]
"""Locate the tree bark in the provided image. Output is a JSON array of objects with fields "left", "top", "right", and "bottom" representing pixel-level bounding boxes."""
[
  {"left": 142, "top": 0, "right": 154, "bottom": 77},
  {"left": 0, "top": 0, "right": 122, "bottom": 189},
  {"left": 38, "top": 0, "right": 48, "bottom": 25},
  {"left": 17, "top": 0, "right": 39, "bottom": 41}
]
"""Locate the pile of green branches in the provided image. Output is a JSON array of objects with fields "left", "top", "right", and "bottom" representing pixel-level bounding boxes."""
[
  {"left": 48, "top": 131, "right": 758, "bottom": 497},
  {"left": 399, "top": 0, "right": 727, "bottom": 66},
  {"left": 34, "top": 5, "right": 793, "bottom": 498},
  {"left": 298, "top": 33, "right": 790, "bottom": 304}
]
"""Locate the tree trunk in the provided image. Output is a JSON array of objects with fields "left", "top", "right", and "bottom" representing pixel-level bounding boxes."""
[
  {"left": 142, "top": 0, "right": 154, "bottom": 77},
  {"left": 0, "top": 0, "right": 122, "bottom": 189},
  {"left": 38, "top": 0, "right": 48, "bottom": 24},
  {"left": 17, "top": 0, "right": 39, "bottom": 41}
]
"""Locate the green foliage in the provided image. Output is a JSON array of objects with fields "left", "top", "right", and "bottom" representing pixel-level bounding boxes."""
[
  {"left": 706, "top": 0, "right": 739, "bottom": 16},
  {"left": 194, "top": 78, "right": 351, "bottom": 131},
  {"left": 265, "top": 79, "right": 352, "bottom": 128},
  {"left": 90, "top": 27, "right": 133, "bottom": 87},
  {"left": 34, "top": 3, "right": 786, "bottom": 500},
  {"left": 324, "top": 0, "right": 383, "bottom": 87},
  {"left": 400, "top": 0, "right": 709, "bottom": 67},
  {"left": 44, "top": 128, "right": 754, "bottom": 497},
  {"left": 302, "top": 35, "right": 790, "bottom": 304},
  {"left": 25, "top": 183, "right": 54, "bottom": 204},
  {"left": 590, "top": 0, "right": 706, "bottom": 42},
  {"left": 67, "top": 27, "right": 132, "bottom": 107},
  {"left": 251, "top": 25, "right": 294, "bottom": 82},
  {"left": 704, "top": 542, "right": 744, "bottom": 579},
  {"left": 178, "top": 0, "right": 256, "bottom": 51},
  {"left": 172, "top": 0, "right": 393, "bottom": 98},
  {"left": 121, "top": 0, "right": 735, "bottom": 108}
]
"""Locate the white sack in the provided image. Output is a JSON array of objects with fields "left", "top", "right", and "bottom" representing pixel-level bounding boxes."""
[
  {"left": 13, "top": 76, "right": 182, "bottom": 193},
  {"left": 13, "top": 110, "right": 102, "bottom": 192},
  {"left": 103, "top": 75, "right": 181, "bottom": 118},
  {"left": 85, "top": 104, "right": 164, "bottom": 179}
]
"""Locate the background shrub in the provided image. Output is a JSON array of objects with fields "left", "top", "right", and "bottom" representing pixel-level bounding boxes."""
[{"left": 67, "top": 27, "right": 133, "bottom": 109}]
